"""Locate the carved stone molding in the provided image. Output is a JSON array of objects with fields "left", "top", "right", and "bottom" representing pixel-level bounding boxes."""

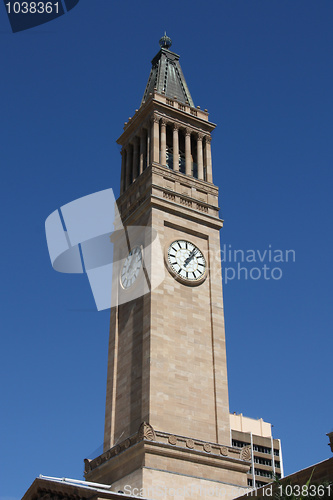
[
  {"left": 168, "top": 435, "right": 177, "bottom": 445},
  {"left": 84, "top": 459, "right": 91, "bottom": 473},
  {"left": 163, "top": 190, "right": 176, "bottom": 201},
  {"left": 240, "top": 445, "right": 252, "bottom": 461},
  {"left": 205, "top": 135, "right": 212, "bottom": 144},
  {"left": 203, "top": 443, "right": 212, "bottom": 453},
  {"left": 149, "top": 165, "right": 219, "bottom": 196},
  {"left": 197, "top": 132, "right": 204, "bottom": 141},
  {"left": 186, "top": 439, "right": 195, "bottom": 449},
  {"left": 196, "top": 203, "right": 209, "bottom": 213},
  {"left": 138, "top": 422, "right": 156, "bottom": 442},
  {"left": 180, "top": 197, "right": 192, "bottom": 207},
  {"left": 85, "top": 427, "right": 247, "bottom": 478}
]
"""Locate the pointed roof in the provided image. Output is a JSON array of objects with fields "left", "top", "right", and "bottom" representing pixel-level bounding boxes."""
[{"left": 141, "top": 34, "right": 194, "bottom": 108}]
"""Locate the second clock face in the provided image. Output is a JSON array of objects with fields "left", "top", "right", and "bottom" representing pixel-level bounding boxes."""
[
  {"left": 120, "top": 246, "right": 143, "bottom": 289},
  {"left": 167, "top": 240, "right": 206, "bottom": 282}
]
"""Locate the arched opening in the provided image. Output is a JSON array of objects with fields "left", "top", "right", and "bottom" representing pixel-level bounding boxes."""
[{"left": 166, "top": 125, "right": 173, "bottom": 170}]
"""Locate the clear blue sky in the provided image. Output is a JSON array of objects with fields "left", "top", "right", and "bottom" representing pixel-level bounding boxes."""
[{"left": 1, "top": 1, "right": 332, "bottom": 499}]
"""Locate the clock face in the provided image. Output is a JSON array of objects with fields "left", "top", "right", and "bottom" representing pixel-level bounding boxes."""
[
  {"left": 120, "top": 246, "right": 143, "bottom": 289},
  {"left": 167, "top": 240, "right": 206, "bottom": 283}
]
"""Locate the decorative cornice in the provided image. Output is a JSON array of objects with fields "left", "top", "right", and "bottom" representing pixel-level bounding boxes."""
[
  {"left": 150, "top": 164, "right": 219, "bottom": 195},
  {"left": 116, "top": 163, "right": 222, "bottom": 225},
  {"left": 117, "top": 94, "right": 216, "bottom": 146},
  {"left": 84, "top": 424, "right": 250, "bottom": 476},
  {"left": 240, "top": 445, "right": 252, "bottom": 462},
  {"left": 138, "top": 422, "right": 156, "bottom": 441}
]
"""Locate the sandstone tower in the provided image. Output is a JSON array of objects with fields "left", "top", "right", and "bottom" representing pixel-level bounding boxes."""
[{"left": 84, "top": 35, "right": 250, "bottom": 499}]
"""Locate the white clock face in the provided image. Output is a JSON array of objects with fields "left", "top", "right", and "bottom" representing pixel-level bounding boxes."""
[
  {"left": 167, "top": 240, "right": 206, "bottom": 282},
  {"left": 120, "top": 246, "right": 143, "bottom": 289}
]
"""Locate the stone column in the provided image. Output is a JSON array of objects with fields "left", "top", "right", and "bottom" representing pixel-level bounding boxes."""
[
  {"left": 197, "top": 133, "right": 204, "bottom": 180},
  {"left": 185, "top": 128, "right": 191, "bottom": 176},
  {"left": 139, "top": 129, "right": 145, "bottom": 175},
  {"left": 132, "top": 137, "right": 139, "bottom": 181},
  {"left": 147, "top": 125, "right": 151, "bottom": 167},
  {"left": 205, "top": 135, "right": 213, "bottom": 183},
  {"left": 173, "top": 124, "right": 179, "bottom": 172},
  {"left": 120, "top": 148, "right": 125, "bottom": 194},
  {"left": 160, "top": 118, "right": 167, "bottom": 167},
  {"left": 151, "top": 115, "right": 160, "bottom": 164},
  {"left": 125, "top": 144, "right": 132, "bottom": 189}
]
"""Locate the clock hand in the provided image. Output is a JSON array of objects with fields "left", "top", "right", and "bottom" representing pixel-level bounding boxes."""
[
  {"left": 127, "top": 254, "right": 136, "bottom": 273},
  {"left": 184, "top": 248, "right": 198, "bottom": 267}
]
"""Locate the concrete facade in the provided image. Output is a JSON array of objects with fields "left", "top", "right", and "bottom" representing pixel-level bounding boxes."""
[{"left": 230, "top": 414, "right": 283, "bottom": 489}]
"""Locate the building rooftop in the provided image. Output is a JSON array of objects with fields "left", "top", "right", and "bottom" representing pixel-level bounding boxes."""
[
  {"left": 230, "top": 413, "right": 273, "bottom": 438},
  {"left": 22, "top": 476, "right": 138, "bottom": 500},
  {"left": 141, "top": 33, "right": 194, "bottom": 107}
]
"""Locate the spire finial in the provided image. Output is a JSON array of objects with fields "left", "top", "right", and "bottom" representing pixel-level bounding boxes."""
[{"left": 159, "top": 32, "right": 172, "bottom": 50}]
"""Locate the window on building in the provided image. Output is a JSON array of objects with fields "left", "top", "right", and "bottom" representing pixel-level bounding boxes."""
[
  {"left": 253, "top": 444, "right": 271, "bottom": 454},
  {"left": 254, "top": 457, "right": 272, "bottom": 466},
  {"left": 256, "top": 481, "right": 268, "bottom": 488},
  {"left": 254, "top": 468, "right": 273, "bottom": 478},
  {"left": 232, "top": 439, "right": 250, "bottom": 448}
]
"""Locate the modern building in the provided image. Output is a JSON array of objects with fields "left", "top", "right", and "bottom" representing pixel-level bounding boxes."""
[
  {"left": 230, "top": 413, "right": 283, "bottom": 488},
  {"left": 234, "top": 454, "right": 333, "bottom": 500}
]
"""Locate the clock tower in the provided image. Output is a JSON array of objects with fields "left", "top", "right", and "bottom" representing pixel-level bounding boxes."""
[{"left": 84, "top": 35, "right": 250, "bottom": 499}]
